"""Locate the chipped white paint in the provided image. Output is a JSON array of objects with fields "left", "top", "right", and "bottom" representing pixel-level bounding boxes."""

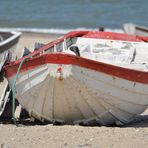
[{"left": 75, "top": 37, "right": 148, "bottom": 71}]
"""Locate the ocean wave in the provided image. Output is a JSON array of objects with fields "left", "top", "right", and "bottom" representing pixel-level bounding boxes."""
[{"left": 0, "top": 27, "right": 123, "bottom": 34}]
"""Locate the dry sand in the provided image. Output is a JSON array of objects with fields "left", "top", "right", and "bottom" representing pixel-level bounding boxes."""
[
  {"left": 0, "top": 32, "right": 148, "bottom": 148},
  {"left": 14, "top": 32, "right": 62, "bottom": 58}
]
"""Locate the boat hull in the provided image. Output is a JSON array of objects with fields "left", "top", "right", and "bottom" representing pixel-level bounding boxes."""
[{"left": 7, "top": 58, "right": 148, "bottom": 125}]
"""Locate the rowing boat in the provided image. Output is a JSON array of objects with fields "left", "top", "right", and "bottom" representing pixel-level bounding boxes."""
[{"left": 4, "top": 31, "right": 148, "bottom": 125}]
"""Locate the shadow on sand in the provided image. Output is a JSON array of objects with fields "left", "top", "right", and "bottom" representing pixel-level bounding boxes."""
[
  {"left": 0, "top": 114, "right": 148, "bottom": 128},
  {"left": 123, "top": 115, "right": 148, "bottom": 128}
]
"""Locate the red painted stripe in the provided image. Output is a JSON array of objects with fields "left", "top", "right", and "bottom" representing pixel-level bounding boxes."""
[
  {"left": 83, "top": 31, "right": 143, "bottom": 41},
  {"left": 4, "top": 53, "right": 148, "bottom": 84}
]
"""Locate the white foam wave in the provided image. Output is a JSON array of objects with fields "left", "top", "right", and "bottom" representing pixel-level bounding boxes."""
[{"left": 0, "top": 27, "right": 123, "bottom": 34}]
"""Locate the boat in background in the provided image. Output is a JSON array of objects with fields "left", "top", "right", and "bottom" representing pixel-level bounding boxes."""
[
  {"left": 123, "top": 23, "right": 148, "bottom": 36},
  {"left": 0, "top": 31, "right": 21, "bottom": 69},
  {"left": 0, "top": 30, "right": 21, "bottom": 118},
  {"left": 4, "top": 31, "right": 148, "bottom": 126}
]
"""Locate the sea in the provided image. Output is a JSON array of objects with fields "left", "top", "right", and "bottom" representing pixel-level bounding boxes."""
[{"left": 0, "top": 0, "right": 148, "bottom": 34}]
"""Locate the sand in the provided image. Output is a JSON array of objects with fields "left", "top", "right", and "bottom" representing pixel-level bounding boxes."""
[
  {"left": 14, "top": 32, "right": 62, "bottom": 58},
  {"left": 0, "top": 32, "right": 148, "bottom": 148}
]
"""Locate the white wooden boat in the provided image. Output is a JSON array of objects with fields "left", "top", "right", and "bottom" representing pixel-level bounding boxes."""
[
  {"left": 4, "top": 31, "right": 148, "bottom": 125},
  {"left": 0, "top": 30, "right": 21, "bottom": 118},
  {"left": 123, "top": 23, "right": 148, "bottom": 36}
]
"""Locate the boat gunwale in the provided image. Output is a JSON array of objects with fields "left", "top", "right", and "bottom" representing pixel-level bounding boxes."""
[
  {"left": 4, "top": 52, "right": 148, "bottom": 84},
  {"left": 4, "top": 31, "right": 148, "bottom": 84}
]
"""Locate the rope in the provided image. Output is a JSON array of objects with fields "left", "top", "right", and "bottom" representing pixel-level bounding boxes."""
[{"left": 11, "top": 57, "right": 29, "bottom": 126}]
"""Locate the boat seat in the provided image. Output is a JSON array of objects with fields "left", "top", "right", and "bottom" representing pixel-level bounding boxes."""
[
  {"left": 72, "top": 37, "right": 148, "bottom": 71},
  {"left": 80, "top": 44, "right": 136, "bottom": 64}
]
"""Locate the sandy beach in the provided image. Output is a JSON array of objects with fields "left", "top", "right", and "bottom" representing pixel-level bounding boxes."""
[{"left": 0, "top": 32, "right": 148, "bottom": 148}]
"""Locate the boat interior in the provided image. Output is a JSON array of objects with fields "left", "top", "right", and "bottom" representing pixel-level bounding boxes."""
[
  {"left": 49, "top": 37, "right": 148, "bottom": 71},
  {"left": 24, "top": 36, "right": 148, "bottom": 72}
]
